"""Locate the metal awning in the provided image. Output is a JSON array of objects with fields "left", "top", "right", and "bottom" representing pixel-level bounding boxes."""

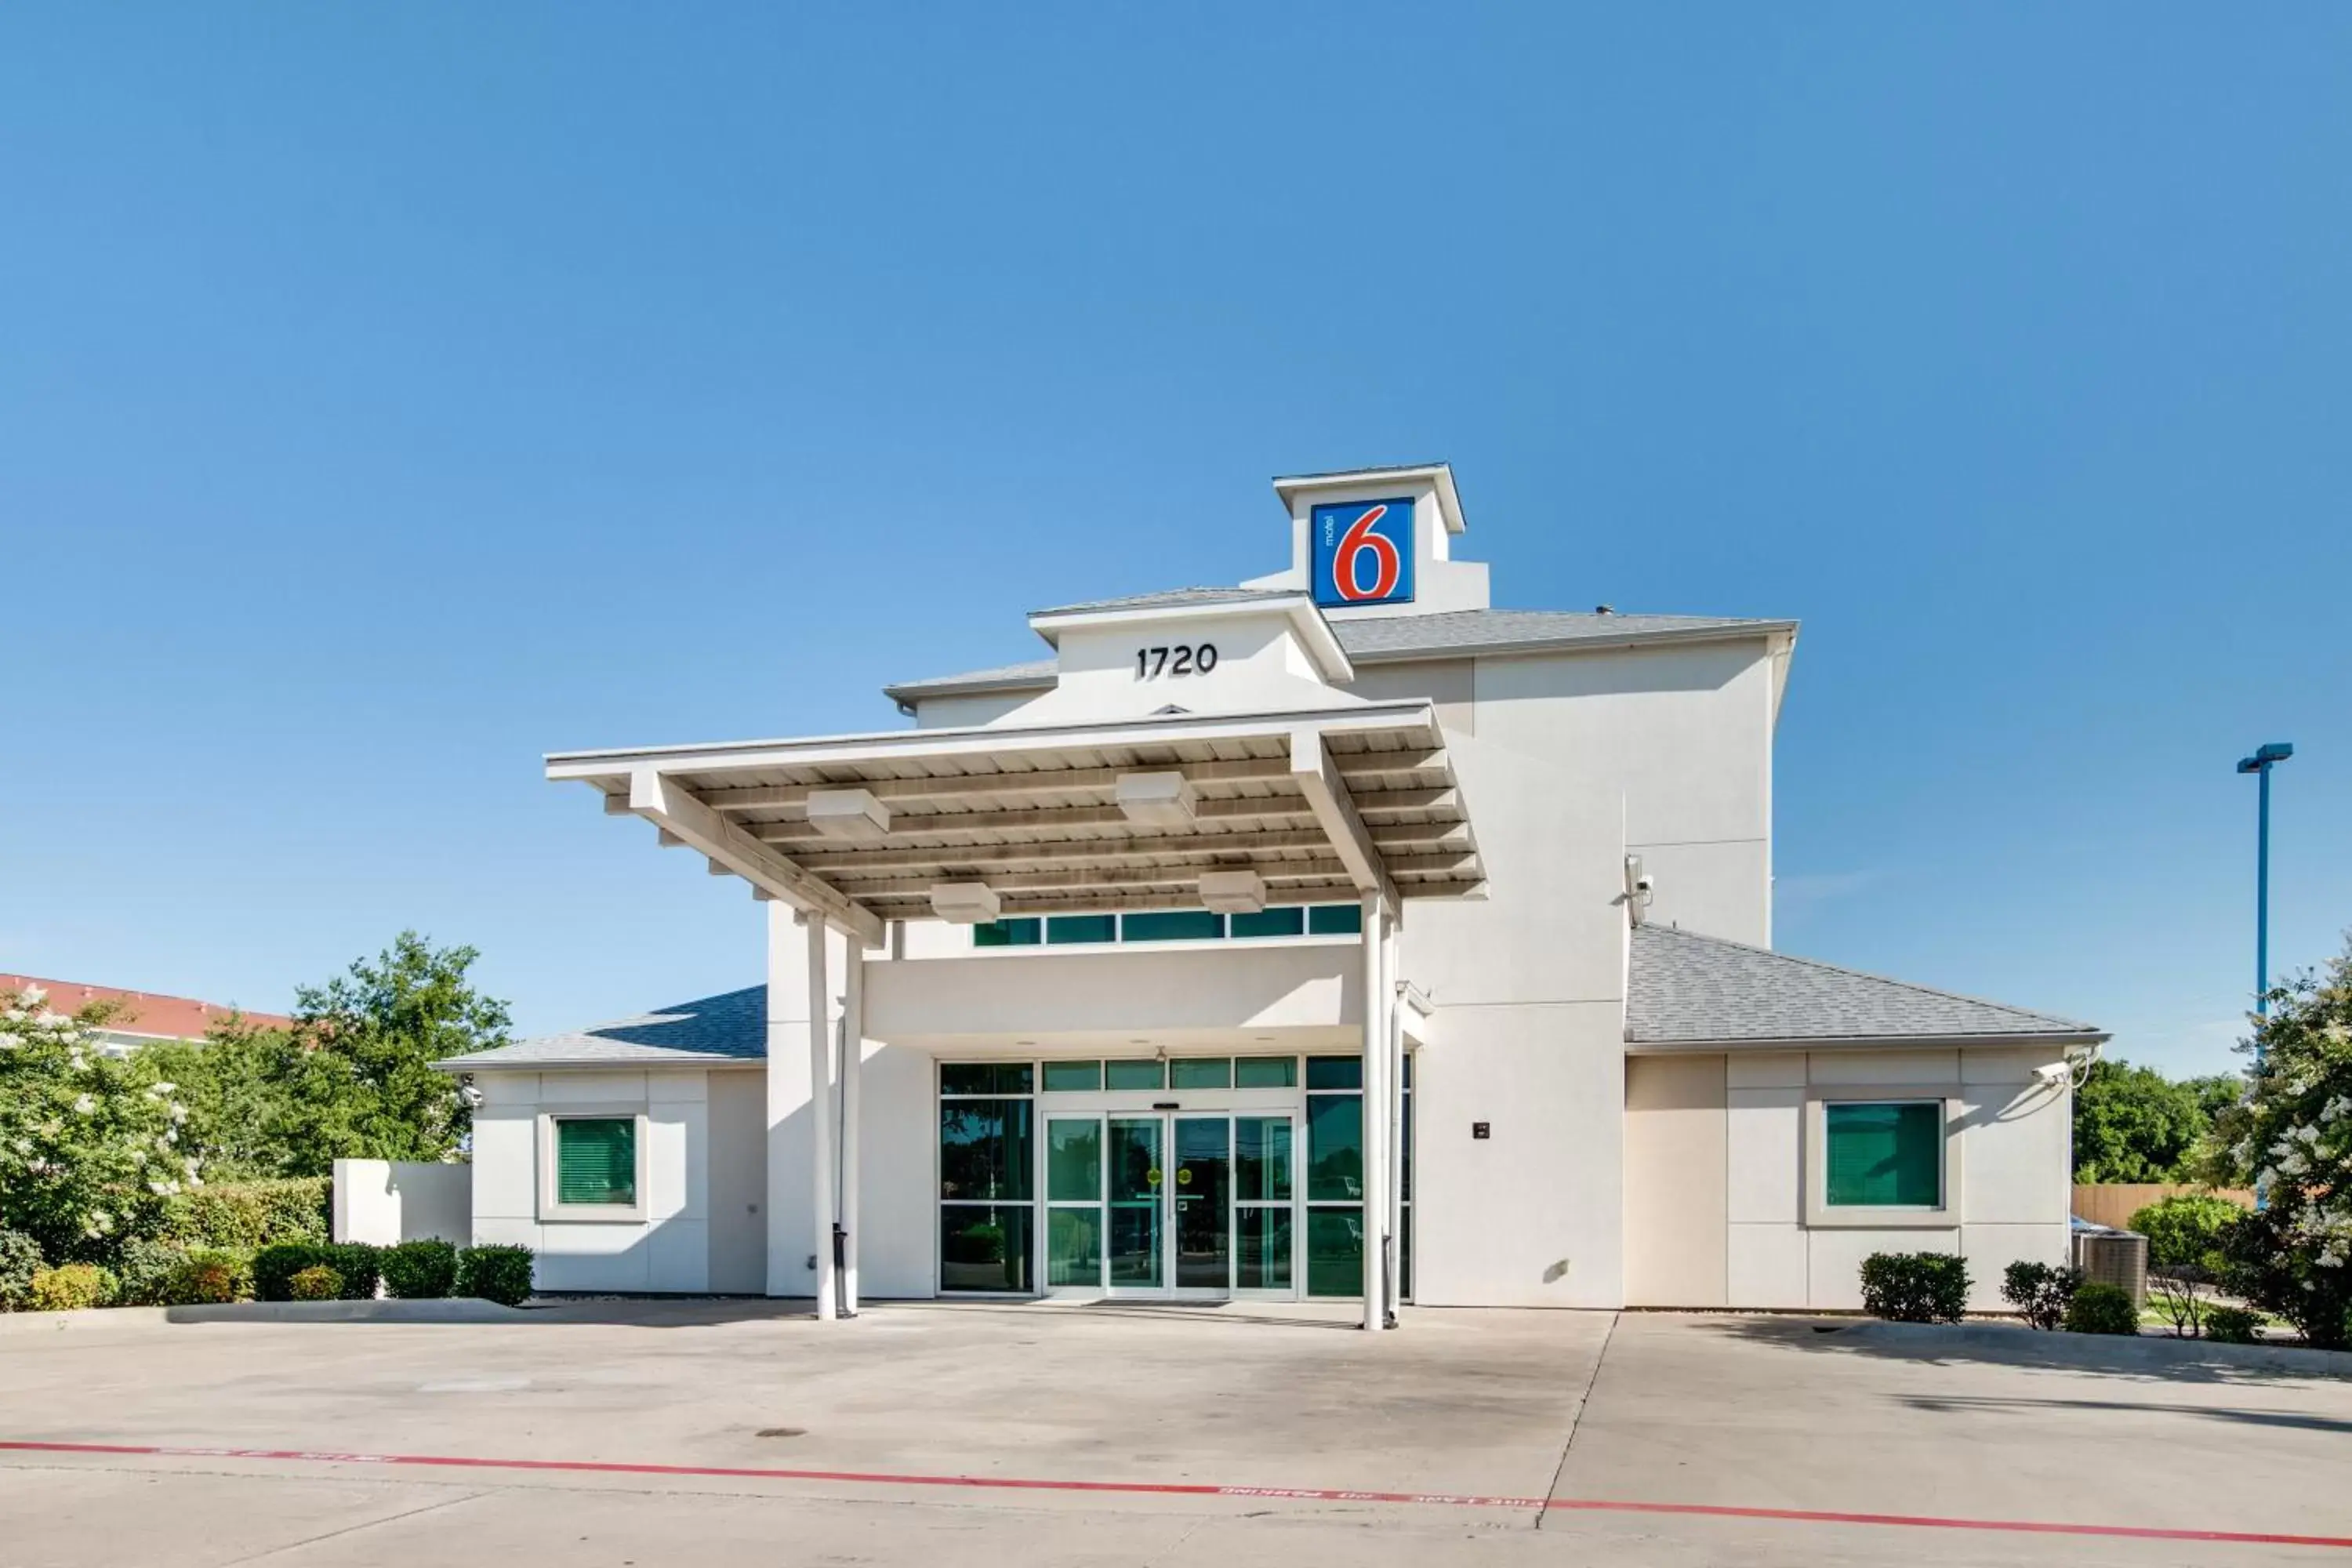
[{"left": 546, "top": 702, "right": 1485, "bottom": 947}]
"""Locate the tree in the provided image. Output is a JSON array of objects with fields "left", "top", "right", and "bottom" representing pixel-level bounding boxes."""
[
  {"left": 2072, "top": 1058, "right": 2236, "bottom": 1182},
  {"left": 2211, "top": 937, "right": 2352, "bottom": 1348},
  {"left": 2131, "top": 1192, "right": 2240, "bottom": 1338},
  {"left": 0, "top": 985, "right": 191, "bottom": 1263},
  {"left": 141, "top": 933, "right": 512, "bottom": 1179}
]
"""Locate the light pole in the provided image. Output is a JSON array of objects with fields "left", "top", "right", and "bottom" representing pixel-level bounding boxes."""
[{"left": 2235, "top": 742, "right": 2293, "bottom": 1015}]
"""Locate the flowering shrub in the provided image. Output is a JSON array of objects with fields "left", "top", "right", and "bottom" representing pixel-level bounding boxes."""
[
  {"left": 2212, "top": 940, "right": 2352, "bottom": 1348},
  {"left": 2064, "top": 1281, "right": 2140, "bottom": 1335},
  {"left": 0, "top": 985, "right": 193, "bottom": 1263},
  {"left": 380, "top": 1239, "right": 458, "bottom": 1300},
  {"left": 0, "top": 1229, "right": 44, "bottom": 1310},
  {"left": 30, "top": 1262, "right": 116, "bottom": 1311},
  {"left": 456, "top": 1244, "right": 535, "bottom": 1307},
  {"left": 1860, "top": 1252, "right": 1971, "bottom": 1323},
  {"left": 2000, "top": 1260, "right": 2079, "bottom": 1330},
  {"left": 288, "top": 1265, "right": 343, "bottom": 1301}
]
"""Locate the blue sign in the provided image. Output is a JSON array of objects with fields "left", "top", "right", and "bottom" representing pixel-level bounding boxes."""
[{"left": 1311, "top": 498, "right": 1415, "bottom": 608}]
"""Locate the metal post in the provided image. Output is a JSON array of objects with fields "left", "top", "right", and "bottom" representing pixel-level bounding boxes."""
[
  {"left": 1382, "top": 909, "right": 1402, "bottom": 1329},
  {"left": 2256, "top": 762, "right": 2272, "bottom": 1017},
  {"left": 803, "top": 913, "right": 837, "bottom": 1320},
  {"left": 838, "top": 939, "right": 864, "bottom": 1318}
]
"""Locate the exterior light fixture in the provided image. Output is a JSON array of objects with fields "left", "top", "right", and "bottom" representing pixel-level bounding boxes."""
[
  {"left": 806, "top": 788, "right": 891, "bottom": 843},
  {"left": 1199, "top": 869, "right": 1268, "bottom": 914},
  {"left": 1116, "top": 771, "right": 1196, "bottom": 829},
  {"left": 929, "top": 883, "right": 1001, "bottom": 924}
]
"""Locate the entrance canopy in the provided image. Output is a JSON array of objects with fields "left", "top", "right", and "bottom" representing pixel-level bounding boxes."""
[{"left": 546, "top": 701, "right": 1485, "bottom": 946}]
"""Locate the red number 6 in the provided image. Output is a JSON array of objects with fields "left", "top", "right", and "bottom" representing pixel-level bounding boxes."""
[{"left": 1333, "top": 505, "right": 1401, "bottom": 602}]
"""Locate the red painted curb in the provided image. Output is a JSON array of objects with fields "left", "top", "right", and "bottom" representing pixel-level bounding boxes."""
[{"left": 2, "top": 1439, "right": 2347, "bottom": 1550}]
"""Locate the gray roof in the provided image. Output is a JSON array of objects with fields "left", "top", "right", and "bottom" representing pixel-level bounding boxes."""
[
  {"left": 886, "top": 605, "right": 1792, "bottom": 702},
  {"left": 1033, "top": 586, "right": 1300, "bottom": 617},
  {"left": 438, "top": 986, "right": 768, "bottom": 1070},
  {"left": 1626, "top": 925, "right": 2102, "bottom": 1047}
]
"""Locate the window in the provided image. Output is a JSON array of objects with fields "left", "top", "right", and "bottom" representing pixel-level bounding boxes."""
[
  {"left": 1104, "top": 1058, "right": 1164, "bottom": 1091},
  {"left": 1307, "top": 904, "right": 1363, "bottom": 935},
  {"left": 1047, "top": 914, "right": 1116, "bottom": 945},
  {"left": 973, "top": 905, "right": 1362, "bottom": 949},
  {"left": 1234, "top": 1056, "right": 1298, "bottom": 1088},
  {"left": 1123, "top": 909, "right": 1225, "bottom": 942},
  {"left": 554, "top": 1117, "right": 636, "bottom": 1207},
  {"left": 1825, "top": 1102, "right": 1944, "bottom": 1207},
  {"left": 1229, "top": 906, "right": 1305, "bottom": 939},
  {"left": 1042, "top": 1061, "right": 1103, "bottom": 1093},
  {"left": 973, "top": 918, "right": 1041, "bottom": 947},
  {"left": 939, "top": 1064, "right": 1036, "bottom": 1292},
  {"left": 1169, "top": 1057, "right": 1232, "bottom": 1090}
]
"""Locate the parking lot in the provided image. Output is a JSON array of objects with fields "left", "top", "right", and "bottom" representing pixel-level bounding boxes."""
[{"left": 2, "top": 1300, "right": 2348, "bottom": 1565}]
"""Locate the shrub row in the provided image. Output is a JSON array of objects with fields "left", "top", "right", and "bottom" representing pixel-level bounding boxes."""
[
  {"left": 1, "top": 1225, "right": 532, "bottom": 1312},
  {"left": 249, "top": 1240, "right": 534, "bottom": 1307},
  {"left": 157, "top": 1178, "right": 332, "bottom": 1252}
]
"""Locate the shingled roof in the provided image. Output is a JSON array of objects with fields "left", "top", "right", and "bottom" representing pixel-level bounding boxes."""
[
  {"left": 437, "top": 986, "right": 768, "bottom": 1071},
  {"left": 1625, "top": 925, "right": 2102, "bottom": 1047}
]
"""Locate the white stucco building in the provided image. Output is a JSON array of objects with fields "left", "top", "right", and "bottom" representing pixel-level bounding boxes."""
[{"left": 442, "top": 463, "right": 2103, "bottom": 1319}]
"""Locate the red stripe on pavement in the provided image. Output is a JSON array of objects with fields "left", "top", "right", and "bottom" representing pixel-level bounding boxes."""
[{"left": 2, "top": 1439, "right": 2347, "bottom": 1551}]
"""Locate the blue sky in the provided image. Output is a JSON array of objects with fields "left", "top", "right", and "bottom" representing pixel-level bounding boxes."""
[{"left": 3, "top": 6, "right": 2344, "bottom": 1075}]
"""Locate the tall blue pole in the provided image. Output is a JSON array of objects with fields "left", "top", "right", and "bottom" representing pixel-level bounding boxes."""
[{"left": 2256, "top": 761, "right": 2271, "bottom": 1016}]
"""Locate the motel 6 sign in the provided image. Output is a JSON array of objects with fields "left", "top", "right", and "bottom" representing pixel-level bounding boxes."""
[{"left": 1311, "top": 498, "right": 1415, "bottom": 608}]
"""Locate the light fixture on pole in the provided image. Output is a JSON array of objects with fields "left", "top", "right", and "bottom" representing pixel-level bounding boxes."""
[{"left": 2234, "top": 742, "right": 2293, "bottom": 1016}]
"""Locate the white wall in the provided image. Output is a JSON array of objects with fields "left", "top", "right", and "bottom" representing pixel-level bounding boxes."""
[
  {"left": 332, "top": 1160, "right": 470, "bottom": 1247},
  {"left": 1627, "top": 1044, "right": 2074, "bottom": 1310},
  {"left": 467, "top": 1067, "right": 718, "bottom": 1294}
]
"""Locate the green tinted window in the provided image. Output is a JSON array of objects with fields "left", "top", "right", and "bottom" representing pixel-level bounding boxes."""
[
  {"left": 1121, "top": 909, "right": 1225, "bottom": 942},
  {"left": 940, "top": 1205, "right": 1032, "bottom": 1293},
  {"left": 1170, "top": 1058, "right": 1231, "bottom": 1090},
  {"left": 1046, "top": 1119, "right": 1102, "bottom": 1201},
  {"left": 1305, "top": 1207, "right": 1363, "bottom": 1298},
  {"left": 1228, "top": 906, "right": 1305, "bottom": 938},
  {"left": 1307, "top": 904, "right": 1363, "bottom": 935},
  {"left": 1305, "top": 1056, "right": 1362, "bottom": 1091},
  {"left": 1306, "top": 1094, "right": 1363, "bottom": 1202},
  {"left": 1825, "top": 1102, "right": 1943, "bottom": 1207},
  {"left": 940, "top": 1062, "right": 1033, "bottom": 1096},
  {"left": 973, "top": 918, "right": 1042, "bottom": 947},
  {"left": 1234, "top": 1056, "right": 1298, "bottom": 1088},
  {"left": 555, "top": 1117, "right": 635, "bottom": 1206},
  {"left": 1042, "top": 1061, "right": 1102, "bottom": 1092},
  {"left": 938, "top": 1099, "right": 1033, "bottom": 1201},
  {"left": 1104, "top": 1059, "right": 1164, "bottom": 1091},
  {"left": 1047, "top": 914, "right": 1117, "bottom": 945}
]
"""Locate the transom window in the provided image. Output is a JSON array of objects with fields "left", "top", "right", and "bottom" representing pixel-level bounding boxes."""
[{"left": 973, "top": 904, "right": 1363, "bottom": 948}]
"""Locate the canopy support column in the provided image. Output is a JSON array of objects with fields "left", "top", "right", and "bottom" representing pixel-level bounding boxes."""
[
  {"left": 1359, "top": 890, "right": 1390, "bottom": 1332},
  {"left": 801, "top": 912, "right": 837, "bottom": 1320},
  {"left": 1384, "top": 908, "right": 1403, "bottom": 1323},
  {"left": 837, "top": 935, "right": 866, "bottom": 1319}
]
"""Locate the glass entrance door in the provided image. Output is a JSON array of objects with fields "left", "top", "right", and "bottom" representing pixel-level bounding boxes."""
[{"left": 1041, "top": 1112, "right": 1294, "bottom": 1298}]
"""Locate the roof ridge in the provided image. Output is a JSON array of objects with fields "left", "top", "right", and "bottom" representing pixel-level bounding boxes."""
[{"left": 1635, "top": 925, "right": 2093, "bottom": 1031}]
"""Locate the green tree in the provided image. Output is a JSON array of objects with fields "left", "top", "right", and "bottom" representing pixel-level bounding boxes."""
[
  {"left": 2072, "top": 1058, "right": 2234, "bottom": 1182},
  {"left": 2212, "top": 938, "right": 2352, "bottom": 1348},
  {"left": 2130, "top": 1192, "right": 2241, "bottom": 1338},
  {"left": 0, "top": 985, "right": 190, "bottom": 1262}
]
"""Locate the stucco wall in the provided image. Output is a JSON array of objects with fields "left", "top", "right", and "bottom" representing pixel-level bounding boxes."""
[
  {"left": 468, "top": 1067, "right": 718, "bottom": 1294},
  {"left": 1624, "top": 1044, "right": 2073, "bottom": 1310},
  {"left": 332, "top": 1159, "right": 471, "bottom": 1247}
]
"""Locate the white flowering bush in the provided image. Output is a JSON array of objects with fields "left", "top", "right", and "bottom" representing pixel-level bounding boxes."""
[
  {"left": 0, "top": 985, "right": 193, "bottom": 1263},
  {"left": 2214, "top": 938, "right": 2352, "bottom": 1348}
]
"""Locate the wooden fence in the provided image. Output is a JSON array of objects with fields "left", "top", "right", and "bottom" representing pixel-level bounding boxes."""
[{"left": 2071, "top": 1183, "right": 2254, "bottom": 1231}]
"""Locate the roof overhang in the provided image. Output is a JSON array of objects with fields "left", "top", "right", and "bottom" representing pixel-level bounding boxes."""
[
  {"left": 546, "top": 702, "right": 1486, "bottom": 946},
  {"left": 1273, "top": 463, "right": 1465, "bottom": 535},
  {"left": 1625, "top": 1029, "right": 2110, "bottom": 1055},
  {"left": 1025, "top": 593, "right": 1352, "bottom": 683}
]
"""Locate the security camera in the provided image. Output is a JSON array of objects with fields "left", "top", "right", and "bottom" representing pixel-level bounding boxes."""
[
  {"left": 2032, "top": 1062, "right": 2071, "bottom": 1089},
  {"left": 1634, "top": 873, "right": 1656, "bottom": 895}
]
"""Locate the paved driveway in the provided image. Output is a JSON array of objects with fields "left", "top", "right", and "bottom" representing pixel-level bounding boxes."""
[{"left": 1, "top": 1301, "right": 2347, "bottom": 1565}]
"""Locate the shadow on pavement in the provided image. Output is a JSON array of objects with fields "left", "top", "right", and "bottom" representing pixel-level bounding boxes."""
[
  {"left": 1896, "top": 1392, "right": 2352, "bottom": 1433},
  {"left": 1698, "top": 1315, "right": 2352, "bottom": 1385}
]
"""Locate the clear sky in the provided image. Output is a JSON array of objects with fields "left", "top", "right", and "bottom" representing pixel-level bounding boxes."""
[{"left": 4, "top": 6, "right": 2344, "bottom": 1075}]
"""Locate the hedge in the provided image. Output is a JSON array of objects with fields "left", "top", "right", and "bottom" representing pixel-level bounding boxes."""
[
  {"left": 160, "top": 1178, "right": 332, "bottom": 1252},
  {"left": 0, "top": 1229, "right": 42, "bottom": 1312},
  {"left": 380, "top": 1239, "right": 459, "bottom": 1300},
  {"left": 2065, "top": 1281, "right": 2140, "bottom": 1336},
  {"left": 1860, "top": 1251, "right": 1971, "bottom": 1323},
  {"left": 254, "top": 1242, "right": 380, "bottom": 1301},
  {"left": 2205, "top": 1305, "right": 2263, "bottom": 1345},
  {"left": 30, "top": 1263, "right": 116, "bottom": 1311},
  {"left": 456, "top": 1244, "right": 535, "bottom": 1307}
]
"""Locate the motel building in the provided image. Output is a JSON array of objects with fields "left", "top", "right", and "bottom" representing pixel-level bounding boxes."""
[{"left": 441, "top": 463, "right": 2106, "bottom": 1324}]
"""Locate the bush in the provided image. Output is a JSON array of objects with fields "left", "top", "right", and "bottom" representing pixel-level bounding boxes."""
[
  {"left": 116, "top": 1238, "right": 194, "bottom": 1307},
  {"left": 0, "top": 1229, "right": 44, "bottom": 1312},
  {"left": 455, "top": 1243, "right": 534, "bottom": 1307},
  {"left": 1859, "top": 1251, "right": 1971, "bottom": 1324},
  {"left": 380, "top": 1239, "right": 458, "bottom": 1300},
  {"left": 288, "top": 1265, "right": 343, "bottom": 1301},
  {"left": 2205, "top": 1305, "right": 2263, "bottom": 1345},
  {"left": 2220, "top": 1203, "right": 2352, "bottom": 1350},
  {"left": 322, "top": 1243, "right": 380, "bottom": 1301},
  {"left": 30, "top": 1262, "right": 116, "bottom": 1312},
  {"left": 252, "top": 1243, "right": 320, "bottom": 1301},
  {"left": 159, "top": 1178, "right": 331, "bottom": 1251},
  {"left": 2065, "top": 1281, "right": 2140, "bottom": 1335},
  {"left": 2000, "top": 1260, "right": 2079, "bottom": 1331},
  {"left": 167, "top": 1247, "right": 251, "bottom": 1305}
]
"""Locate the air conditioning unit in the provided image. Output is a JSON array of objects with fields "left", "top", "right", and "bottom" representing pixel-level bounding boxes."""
[
  {"left": 806, "top": 788, "right": 891, "bottom": 843},
  {"left": 1199, "top": 869, "right": 1267, "bottom": 915},
  {"left": 929, "top": 883, "right": 1002, "bottom": 924},
  {"left": 2074, "top": 1228, "right": 2149, "bottom": 1308}
]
